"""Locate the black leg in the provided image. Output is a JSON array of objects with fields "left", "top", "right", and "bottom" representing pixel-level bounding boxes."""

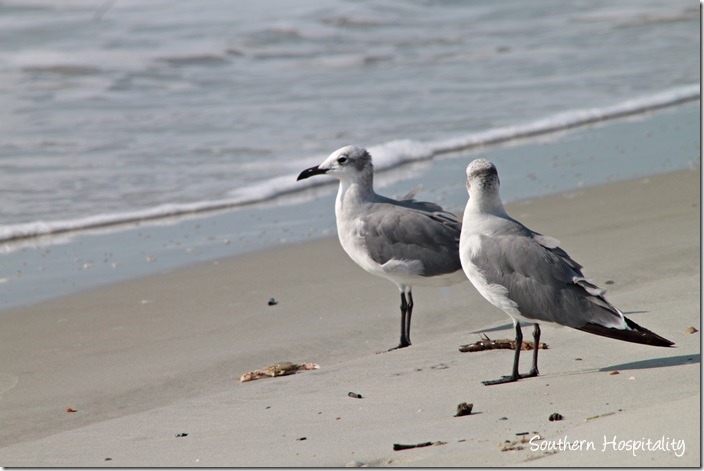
[
  {"left": 482, "top": 322, "right": 523, "bottom": 386},
  {"left": 404, "top": 292, "right": 414, "bottom": 346},
  {"left": 387, "top": 292, "right": 411, "bottom": 351},
  {"left": 520, "top": 323, "right": 540, "bottom": 379},
  {"left": 511, "top": 322, "right": 523, "bottom": 377}
]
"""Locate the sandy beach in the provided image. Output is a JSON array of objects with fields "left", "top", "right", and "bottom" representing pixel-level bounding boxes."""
[{"left": 0, "top": 167, "right": 699, "bottom": 467}]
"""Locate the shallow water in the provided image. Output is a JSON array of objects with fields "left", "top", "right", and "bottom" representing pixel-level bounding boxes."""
[
  {"left": 0, "top": 101, "right": 698, "bottom": 312},
  {"left": 0, "top": 0, "right": 699, "bottom": 240}
]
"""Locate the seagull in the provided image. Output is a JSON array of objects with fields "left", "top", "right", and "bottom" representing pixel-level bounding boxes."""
[
  {"left": 459, "top": 158, "right": 674, "bottom": 385},
  {"left": 297, "top": 145, "right": 466, "bottom": 350}
]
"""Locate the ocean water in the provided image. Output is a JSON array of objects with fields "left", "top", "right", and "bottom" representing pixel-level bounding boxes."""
[
  {"left": 0, "top": 99, "right": 698, "bottom": 311},
  {"left": 0, "top": 0, "right": 699, "bottom": 241},
  {"left": 0, "top": 0, "right": 700, "bottom": 311}
]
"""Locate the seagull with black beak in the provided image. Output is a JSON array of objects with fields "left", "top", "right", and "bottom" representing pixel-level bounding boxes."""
[{"left": 297, "top": 145, "right": 466, "bottom": 351}]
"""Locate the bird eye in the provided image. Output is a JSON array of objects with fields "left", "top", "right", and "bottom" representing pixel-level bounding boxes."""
[{"left": 337, "top": 155, "right": 348, "bottom": 164}]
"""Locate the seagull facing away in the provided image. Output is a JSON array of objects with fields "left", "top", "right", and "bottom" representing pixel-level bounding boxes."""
[
  {"left": 297, "top": 145, "right": 466, "bottom": 350},
  {"left": 459, "top": 159, "right": 674, "bottom": 385}
]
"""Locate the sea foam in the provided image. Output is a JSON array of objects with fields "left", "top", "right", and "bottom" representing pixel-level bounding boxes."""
[{"left": 0, "top": 84, "right": 698, "bottom": 244}]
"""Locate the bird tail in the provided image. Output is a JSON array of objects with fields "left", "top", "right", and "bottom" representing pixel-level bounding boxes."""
[{"left": 577, "top": 316, "right": 674, "bottom": 347}]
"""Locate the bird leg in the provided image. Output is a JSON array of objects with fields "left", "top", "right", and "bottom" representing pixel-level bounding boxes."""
[
  {"left": 387, "top": 292, "right": 412, "bottom": 351},
  {"left": 404, "top": 292, "right": 414, "bottom": 346},
  {"left": 520, "top": 324, "right": 540, "bottom": 379},
  {"left": 482, "top": 322, "right": 523, "bottom": 385}
]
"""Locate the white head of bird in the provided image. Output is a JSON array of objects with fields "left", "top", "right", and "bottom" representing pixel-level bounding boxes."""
[
  {"left": 299, "top": 145, "right": 373, "bottom": 183},
  {"left": 464, "top": 158, "right": 506, "bottom": 215}
]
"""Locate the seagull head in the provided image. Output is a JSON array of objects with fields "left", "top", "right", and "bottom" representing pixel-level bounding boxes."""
[
  {"left": 464, "top": 159, "right": 507, "bottom": 214},
  {"left": 297, "top": 145, "right": 373, "bottom": 182},
  {"left": 465, "top": 158, "right": 500, "bottom": 195}
]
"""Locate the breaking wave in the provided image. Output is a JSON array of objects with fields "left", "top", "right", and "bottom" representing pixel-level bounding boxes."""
[{"left": 1, "top": 84, "right": 698, "bottom": 243}]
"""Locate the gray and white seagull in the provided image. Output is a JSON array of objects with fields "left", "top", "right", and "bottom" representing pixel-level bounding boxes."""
[
  {"left": 459, "top": 158, "right": 674, "bottom": 385},
  {"left": 297, "top": 145, "right": 466, "bottom": 350}
]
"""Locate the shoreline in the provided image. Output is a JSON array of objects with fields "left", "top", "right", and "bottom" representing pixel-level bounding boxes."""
[
  {"left": 0, "top": 101, "right": 699, "bottom": 314},
  {"left": 0, "top": 167, "right": 699, "bottom": 466},
  {"left": 1, "top": 85, "right": 698, "bottom": 246}
]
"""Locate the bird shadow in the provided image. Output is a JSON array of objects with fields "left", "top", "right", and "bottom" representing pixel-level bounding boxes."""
[{"left": 600, "top": 353, "right": 700, "bottom": 372}]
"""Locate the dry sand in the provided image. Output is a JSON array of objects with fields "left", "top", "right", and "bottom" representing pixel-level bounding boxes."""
[{"left": 0, "top": 168, "right": 699, "bottom": 467}]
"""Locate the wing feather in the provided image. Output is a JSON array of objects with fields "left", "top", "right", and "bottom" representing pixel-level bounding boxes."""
[
  {"left": 471, "top": 224, "right": 625, "bottom": 329},
  {"left": 362, "top": 199, "right": 462, "bottom": 277}
]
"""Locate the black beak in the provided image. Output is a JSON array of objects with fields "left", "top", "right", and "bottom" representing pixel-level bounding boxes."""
[{"left": 297, "top": 165, "right": 328, "bottom": 181}]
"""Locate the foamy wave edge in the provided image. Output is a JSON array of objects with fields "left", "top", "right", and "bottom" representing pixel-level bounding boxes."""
[{"left": 1, "top": 84, "right": 698, "bottom": 243}]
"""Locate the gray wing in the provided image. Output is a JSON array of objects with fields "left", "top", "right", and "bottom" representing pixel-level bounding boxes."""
[
  {"left": 362, "top": 200, "right": 463, "bottom": 277},
  {"left": 471, "top": 225, "right": 624, "bottom": 329}
]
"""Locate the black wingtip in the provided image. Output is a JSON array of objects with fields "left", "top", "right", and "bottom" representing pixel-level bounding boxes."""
[
  {"left": 297, "top": 165, "right": 327, "bottom": 181},
  {"left": 577, "top": 317, "right": 675, "bottom": 347}
]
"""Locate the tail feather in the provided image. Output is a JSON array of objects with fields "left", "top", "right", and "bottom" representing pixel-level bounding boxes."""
[{"left": 577, "top": 316, "right": 674, "bottom": 347}]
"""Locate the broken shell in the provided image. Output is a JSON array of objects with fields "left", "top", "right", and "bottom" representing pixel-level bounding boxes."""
[{"left": 684, "top": 326, "right": 698, "bottom": 334}]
